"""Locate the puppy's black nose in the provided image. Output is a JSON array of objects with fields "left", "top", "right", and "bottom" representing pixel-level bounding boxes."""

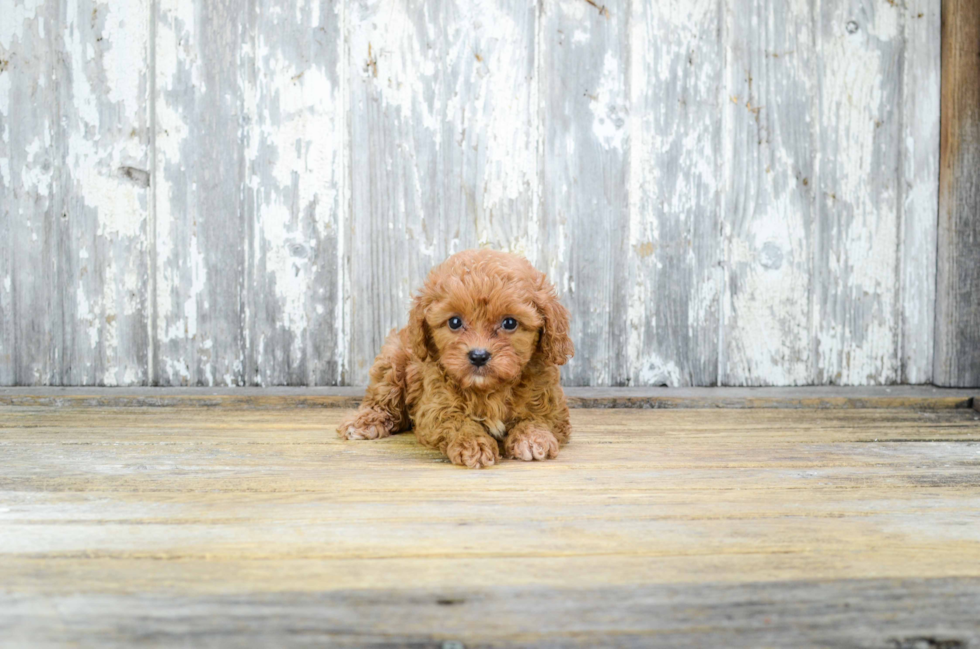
[{"left": 468, "top": 348, "right": 491, "bottom": 367}]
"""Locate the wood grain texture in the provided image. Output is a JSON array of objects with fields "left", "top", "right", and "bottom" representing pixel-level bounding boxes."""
[
  {"left": 1, "top": 405, "right": 979, "bottom": 645},
  {"left": 0, "top": 579, "right": 980, "bottom": 649},
  {"left": 628, "top": 0, "right": 721, "bottom": 387},
  {"left": 0, "top": 0, "right": 65, "bottom": 387},
  {"left": 935, "top": 0, "right": 980, "bottom": 387},
  {"left": 540, "top": 0, "right": 630, "bottom": 386},
  {"left": 244, "top": 0, "right": 347, "bottom": 386},
  {"left": 347, "top": 0, "right": 538, "bottom": 385},
  {"left": 721, "top": 0, "right": 815, "bottom": 385},
  {"left": 901, "top": 0, "right": 940, "bottom": 384},
  {"left": 63, "top": 0, "right": 152, "bottom": 387},
  {"left": 153, "top": 0, "right": 248, "bottom": 386},
  {"left": 0, "top": 0, "right": 949, "bottom": 387},
  {"left": 814, "top": 0, "right": 906, "bottom": 385},
  {"left": 3, "top": 580, "right": 979, "bottom": 648},
  {"left": 0, "top": 0, "right": 151, "bottom": 386}
]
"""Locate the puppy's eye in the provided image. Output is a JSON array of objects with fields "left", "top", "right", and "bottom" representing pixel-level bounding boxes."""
[
  {"left": 501, "top": 317, "right": 518, "bottom": 331},
  {"left": 448, "top": 316, "right": 464, "bottom": 331}
]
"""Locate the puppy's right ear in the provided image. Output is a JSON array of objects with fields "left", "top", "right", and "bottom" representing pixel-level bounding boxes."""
[
  {"left": 408, "top": 294, "right": 431, "bottom": 360},
  {"left": 534, "top": 281, "right": 574, "bottom": 366}
]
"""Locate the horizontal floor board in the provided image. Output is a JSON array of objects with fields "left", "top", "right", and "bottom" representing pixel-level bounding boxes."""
[
  {"left": 2, "top": 405, "right": 979, "bottom": 645},
  {"left": 3, "top": 579, "right": 978, "bottom": 648}
]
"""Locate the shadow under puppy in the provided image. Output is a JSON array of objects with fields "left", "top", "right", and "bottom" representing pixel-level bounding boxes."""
[{"left": 338, "top": 249, "right": 574, "bottom": 468}]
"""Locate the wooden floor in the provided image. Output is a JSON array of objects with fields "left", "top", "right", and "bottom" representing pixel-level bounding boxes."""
[{"left": 2, "top": 402, "right": 980, "bottom": 647}]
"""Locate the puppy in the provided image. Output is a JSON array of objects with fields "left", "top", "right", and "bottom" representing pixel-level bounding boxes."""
[{"left": 338, "top": 249, "right": 574, "bottom": 468}]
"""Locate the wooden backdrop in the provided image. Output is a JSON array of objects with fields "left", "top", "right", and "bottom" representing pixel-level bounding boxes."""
[{"left": 0, "top": 0, "right": 945, "bottom": 387}]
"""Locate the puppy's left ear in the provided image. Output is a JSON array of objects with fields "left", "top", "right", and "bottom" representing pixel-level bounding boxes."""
[
  {"left": 408, "top": 293, "right": 432, "bottom": 360},
  {"left": 535, "top": 281, "right": 574, "bottom": 366}
]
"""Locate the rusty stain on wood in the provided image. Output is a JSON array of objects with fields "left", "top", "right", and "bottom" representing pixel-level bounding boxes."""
[{"left": 583, "top": 0, "right": 610, "bottom": 18}]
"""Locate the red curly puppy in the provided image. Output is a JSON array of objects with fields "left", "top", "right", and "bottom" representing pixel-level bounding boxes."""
[{"left": 338, "top": 249, "right": 574, "bottom": 468}]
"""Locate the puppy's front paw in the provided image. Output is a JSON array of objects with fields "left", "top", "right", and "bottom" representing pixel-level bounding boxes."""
[
  {"left": 337, "top": 408, "right": 395, "bottom": 440},
  {"left": 446, "top": 434, "right": 499, "bottom": 469},
  {"left": 504, "top": 425, "right": 559, "bottom": 461}
]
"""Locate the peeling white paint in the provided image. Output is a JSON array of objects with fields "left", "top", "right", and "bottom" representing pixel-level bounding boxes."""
[
  {"left": 70, "top": 151, "right": 145, "bottom": 240},
  {"left": 163, "top": 358, "right": 190, "bottom": 384},
  {"left": 0, "top": 0, "right": 945, "bottom": 387},
  {"left": 896, "top": 0, "right": 940, "bottom": 384},
  {"left": 868, "top": 2, "right": 900, "bottom": 41},
  {"left": 240, "top": 0, "right": 349, "bottom": 385},
  {"left": 0, "top": 0, "right": 152, "bottom": 385},
  {"left": 636, "top": 354, "right": 683, "bottom": 387},
  {"left": 102, "top": 1, "right": 149, "bottom": 119},
  {"left": 65, "top": 2, "right": 100, "bottom": 130},
  {"left": 478, "top": 5, "right": 537, "bottom": 239},
  {"left": 121, "top": 366, "right": 140, "bottom": 386},
  {"left": 821, "top": 22, "right": 886, "bottom": 205},
  {"left": 0, "top": 0, "right": 46, "bottom": 49},
  {"left": 812, "top": 1, "right": 902, "bottom": 385},
  {"left": 20, "top": 136, "right": 54, "bottom": 195},
  {"left": 75, "top": 283, "right": 100, "bottom": 350},
  {"left": 154, "top": 0, "right": 203, "bottom": 385},
  {"left": 590, "top": 51, "right": 628, "bottom": 151},
  {"left": 627, "top": 0, "right": 720, "bottom": 386}
]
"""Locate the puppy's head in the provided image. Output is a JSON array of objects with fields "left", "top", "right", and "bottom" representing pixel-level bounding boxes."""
[{"left": 408, "top": 249, "right": 574, "bottom": 390}]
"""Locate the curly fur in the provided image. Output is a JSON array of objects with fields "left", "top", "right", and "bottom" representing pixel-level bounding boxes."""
[{"left": 338, "top": 249, "right": 574, "bottom": 468}]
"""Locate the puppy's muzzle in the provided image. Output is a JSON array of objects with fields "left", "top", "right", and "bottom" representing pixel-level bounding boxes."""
[{"left": 468, "top": 348, "right": 491, "bottom": 367}]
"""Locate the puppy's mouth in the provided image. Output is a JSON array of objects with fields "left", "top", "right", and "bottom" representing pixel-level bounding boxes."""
[
  {"left": 469, "top": 365, "right": 492, "bottom": 380},
  {"left": 466, "top": 364, "right": 497, "bottom": 388}
]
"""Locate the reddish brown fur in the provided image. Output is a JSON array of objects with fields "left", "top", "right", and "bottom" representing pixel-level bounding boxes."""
[{"left": 338, "top": 249, "right": 574, "bottom": 468}]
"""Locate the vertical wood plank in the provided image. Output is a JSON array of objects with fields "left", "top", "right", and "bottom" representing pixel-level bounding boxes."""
[
  {"left": 64, "top": 0, "right": 152, "bottom": 386},
  {"left": 900, "top": 0, "right": 940, "bottom": 384},
  {"left": 720, "top": 0, "right": 815, "bottom": 385},
  {"left": 811, "top": 0, "right": 904, "bottom": 385},
  {"left": 0, "top": 1, "right": 64, "bottom": 385},
  {"left": 935, "top": 0, "right": 980, "bottom": 387},
  {"left": 0, "top": 0, "right": 151, "bottom": 386},
  {"left": 540, "top": 0, "right": 629, "bottom": 386},
  {"left": 154, "top": 0, "right": 247, "bottom": 386},
  {"left": 244, "top": 0, "right": 347, "bottom": 386},
  {"left": 347, "top": 0, "right": 538, "bottom": 385},
  {"left": 628, "top": 0, "right": 722, "bottom": 386}
]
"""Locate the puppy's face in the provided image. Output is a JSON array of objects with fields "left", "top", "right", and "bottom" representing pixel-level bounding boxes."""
[
  {"left": 409, "top": 250, "right": 573, "bottom": 391},
  {"left": 426, "top": 288, "right": 542, "bottom": 390}
]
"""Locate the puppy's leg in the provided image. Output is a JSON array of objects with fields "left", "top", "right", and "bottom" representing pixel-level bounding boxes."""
[
  {"left": 443, "top": 420, "right": 500, "bottom": 469},
  {"left": 338, "top": 406, "right": 400, "bottom": 440},
  {"left": 337, "top": 331, "right": 412, "bottom": 441},
  {"left": 504, "top": 381, "right": 571, "bottom": 461},
  {"left": 503, "top": 421, "right": 560, "bottom": 461},
  {"left": 411, "top": 397, "right": 499, "bottom": 468}
]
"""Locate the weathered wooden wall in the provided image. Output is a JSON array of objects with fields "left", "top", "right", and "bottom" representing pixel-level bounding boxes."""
[
  {"left": 935, "top": 0, "right": 980, "bottom": 387},
  {"left": 0, "top": 0, "right": 946, "bottom": 386}
]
